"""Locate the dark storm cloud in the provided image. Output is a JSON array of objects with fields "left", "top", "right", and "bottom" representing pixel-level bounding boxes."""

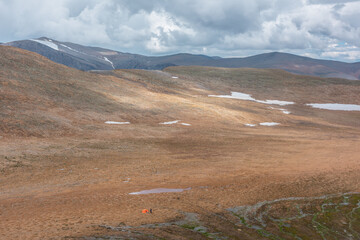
[{"left": 0, "top": 0, "right": 359, "bottom": 61}]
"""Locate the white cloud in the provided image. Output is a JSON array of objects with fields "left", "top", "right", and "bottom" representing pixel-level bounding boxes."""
[
  {"left": 145, "top": 10, "right": 196, "bottom": 53},
  {"left": 0, "top": 0, "right": 359, "bottom": 61}
]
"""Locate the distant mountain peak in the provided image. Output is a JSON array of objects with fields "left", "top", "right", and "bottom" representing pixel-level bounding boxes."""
[{"left": 3, "top": 37, "right": 360, "bottom": 80}]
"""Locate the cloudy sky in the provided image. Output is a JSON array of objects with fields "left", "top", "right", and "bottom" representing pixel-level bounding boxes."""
[{"left": 1, "top": 0, "right": 360, "bottom": 61}]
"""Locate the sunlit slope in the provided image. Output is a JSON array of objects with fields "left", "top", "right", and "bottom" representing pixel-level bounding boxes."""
[
  {"left": 164, "top": 66, "right": 360, "bottom": 127},
  {"left": 164, "top": 66, "right": 360, "bottom": 104},
  {"left": 1, "top": 45, "right": 360, "bottom": 139},
  {"left": 1, "top": 46, "right": 255, "bottom": 137}
]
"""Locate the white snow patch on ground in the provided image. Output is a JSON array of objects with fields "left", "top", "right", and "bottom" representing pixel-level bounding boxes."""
[
  {"left": 259, "top": 122, "right": 280, "bottom": 126},
  {"left": 209, "top": 91, "right": 294, "bottom": 106},
  {"left": 269, "top": 107, "right": 291, "bottom": 114},
  {"left": 172, "top": 76, "right": 179, "bottom": 79},
  {"left": 257, "top": 100, "right": 295, "bottom": 106},
  {"left": 105, "top": 121, "right": 130, "bottom": 125},
  {"left": 245, "top": 124, "right": 257, "bottom": 127},
  {"left": 129, "top": 188, "right": 191, "bottom": 195},
  {"left": 103, "top": 57, "right": 115, "bottom": 69},
  {"left": 209, "top": 92, "right": 255, "bottom": 101},
  {"left": 30, "top": 39, "right": 59, "bottom": 50},
  {"left": 306, "top": 103, "right": 360, "bottom": 111},
  {"left": 60, "top": 44, "right": 81, "bottom": 53},
  {"left": 160, "top": 120, "right": 180, "bottom": 125},
  {"left": 160, "top": 120, "right": 192, "bottom": 126}
]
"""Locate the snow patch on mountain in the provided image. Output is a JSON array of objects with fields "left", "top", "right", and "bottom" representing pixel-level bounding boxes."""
[
  {"left": 60, "top": 44, "right": 81, "bottom": 53},
  {"left": 103, "top": 57, "right": 115, "bottom": 69},
  {"left": 30, "top": 39, "right": 59, "bottom": 51}
]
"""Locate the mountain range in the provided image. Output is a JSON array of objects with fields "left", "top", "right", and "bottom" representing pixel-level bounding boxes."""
[{"left": 3, "top": 37, "right": 360, "bottom": 80}]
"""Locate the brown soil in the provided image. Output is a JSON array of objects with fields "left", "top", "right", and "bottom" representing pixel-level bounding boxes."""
[{"left": 0, "top": 46, "right": 359, "bottom": 239}]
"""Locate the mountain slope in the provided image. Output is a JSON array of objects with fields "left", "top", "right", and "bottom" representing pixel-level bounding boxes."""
[
  {"left": 0, "top": 45, "right": 123, "bottom": 136},
  {"left": 2, "top": 37, "right": 116, "bottom": 71},
  {"left": 2, "top": 44, "right": 360, "bottom": 138},
  {"left": 3, "top": 37, "right": 360, "bottom": 80}
]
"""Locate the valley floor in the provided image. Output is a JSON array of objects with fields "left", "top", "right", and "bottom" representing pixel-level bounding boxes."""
[{"left": 1, "top": 121, "right": 360, "bottom": 239}]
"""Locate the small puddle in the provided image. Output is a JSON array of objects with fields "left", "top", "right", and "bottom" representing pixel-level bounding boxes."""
[{"left": 129, "top": 187, "right": 191, "bottom": 195}]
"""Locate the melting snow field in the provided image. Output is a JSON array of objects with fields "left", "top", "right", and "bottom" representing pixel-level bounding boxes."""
[
  {"left": 60, "top": 44, "right": 81, "bottom": 53},
  {"left": 160, "top": 120, "right": 180, "bottom": 125},
  {"left": 306, "top": 103, "right": 360, "bottom": 111},
  {"left": 160, "top": 120, "right": 191, "bottom": 126},
  {"left": 282, "top": 110, "right": 291, "bottom": 114},
  {"left": 245, "top": 122, "right": 280, "bottom": 127},
  {"left": 30, "top": 39, "right": 59, "bottom": 51},
  {"left": 269, "top": 107, "right": 291, "bottom": 114},
  {"left": 209, "top": 91, "right": 294, "bottom": 106},
  {"left": 258, "top": 100, "right": 294, "bottom": 105},
  {"left": 259, "top": 122, "right": 280, "bottom": 126},
  {"left": 105, "top": 121, "right": 130, "bottom": 125},
  {"left": 209, "top": 92, "right": 254, "bottom": 101},
  {"left": 129, "top": 188, "right": 191, "bottom": 195}
]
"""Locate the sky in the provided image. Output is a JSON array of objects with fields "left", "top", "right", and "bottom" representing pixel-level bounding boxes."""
[{"left": 1, "top": 0, "right": 360, "bottom": 62}]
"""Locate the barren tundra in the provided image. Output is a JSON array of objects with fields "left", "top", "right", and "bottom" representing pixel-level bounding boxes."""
[{"left": 1, "top": 46, "right": 360, "bottom": 239}]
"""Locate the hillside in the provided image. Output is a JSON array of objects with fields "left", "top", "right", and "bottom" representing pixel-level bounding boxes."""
[
  {"left": 0, "top": 45, "right": 121, "bottom": 136},
  {"left": 3, "top": 37, "right": 360, "bottom": 80},
  {"left": 1, "top": 46, "right": 360, "bottom": 239}
]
